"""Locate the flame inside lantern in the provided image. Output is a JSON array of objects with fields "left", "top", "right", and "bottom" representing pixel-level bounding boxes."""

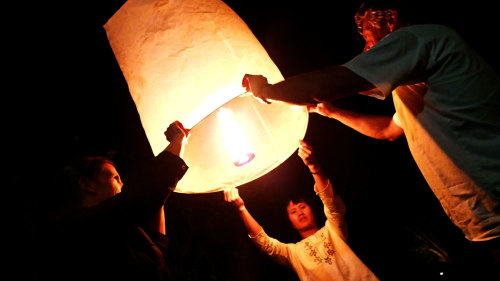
[{"left": 217, "top": 108, "right": 255, "bottom": 167}]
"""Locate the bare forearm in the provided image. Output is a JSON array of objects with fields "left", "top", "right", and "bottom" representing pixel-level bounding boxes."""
[
  {"left": 328, "top": 108, "right": 403, "bottom": 141},
  {"left": 307, "top": 164, "right": 329, "bottom": 193},
  {"left": 223, "top": 187, "right": 262, "bottom": 237},
  {"left": 237, "top": 205, "right": 263, "bottom": 238}
]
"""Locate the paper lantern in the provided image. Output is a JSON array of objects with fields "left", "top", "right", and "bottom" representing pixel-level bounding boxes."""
[{"left": 104, "top": 0, "right": 308, "bottom": 193}]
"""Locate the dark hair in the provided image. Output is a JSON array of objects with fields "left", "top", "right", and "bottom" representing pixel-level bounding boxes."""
[
  {"left": 287, "top": 196, "right": 315, "bottom": 211},
  {"left": 54, "top": 156, "right": 115, "bottom": 208},
  {"left": 283, "top": 192, "right": 322, "bottom": 225},
  {"left": 68, "top": 156, "right": 115, "bottom": 181}
]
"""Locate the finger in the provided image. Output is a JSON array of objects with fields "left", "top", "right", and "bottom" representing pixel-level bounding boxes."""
[
  {"left": 302, "top": 145, "right": 312, "bottom": 154},
  {"left": 231, "top": 187, "right": 239, "bottom": 201},
  {"left": 299, "top": 142, "right": 312, "bottom": 154},
  {"left": 298, "top": 144, "right": 311, "bottom": 155},
  {"left": 306, "top": 105, "right": 317, "bottom": 113},
  {"left": 298, "top": 150, "right": 306, "bottom": 159},
  {"left": 225, "top": 187, "right": 233, "bottom": 201},
  {"left": 173, "top": 120, "right": 184, "bottom": 132},
  {"left": 255, "top": 96, "right": 271, "bottom": 104},
  {"left": 298, "top": 150, "right": 311, "bottom": 161},
  {"left": 299, "top": 144, "right": 311, "bottom": 153},
  {"left": 299, "top": 139, "right": 311, "bottom": 148},
  {"left": 181, "top": 126, "right": 190, "bottom": 137},
  {"left": 242, "top": 74, "right": 251, "bottom": 90},
  {"left": 297, "top": 145, "right": 305, "bottom": 156},
  {"left": 165, "top": 123, "right": 179, "bottom": 141},
  {"left": 175, "top": 121, "right": 191, "bottom": 136}
]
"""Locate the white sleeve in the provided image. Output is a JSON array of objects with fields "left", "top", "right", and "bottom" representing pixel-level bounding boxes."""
[
  {"left": 392, "top": 112, "right": 402, "bottom": 128},
  {"left": 316, "top": 180, "right": 348, "bottom": 240},
  {"left": 250, "top": 229, "right": 293, "bottom": 267}
]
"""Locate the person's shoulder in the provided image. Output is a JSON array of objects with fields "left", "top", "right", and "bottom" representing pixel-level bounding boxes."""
[
  {"left": 390, "top": 24, "right": 462, "bottom": 45},
  {"left": 397, "top": 24, "right": 459, "bottom": 36},
  {"left": 402, "top": 24, "right": 451, "bottom": 30}
]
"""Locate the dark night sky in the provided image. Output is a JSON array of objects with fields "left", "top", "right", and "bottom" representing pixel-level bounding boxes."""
[{"left": 15, "top": 0, "right": 498, "bottom": 280}]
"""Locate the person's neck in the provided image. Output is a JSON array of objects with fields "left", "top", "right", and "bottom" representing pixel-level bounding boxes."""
[{"left": 300, "top": 227, "right": 319, "bottom": 239}]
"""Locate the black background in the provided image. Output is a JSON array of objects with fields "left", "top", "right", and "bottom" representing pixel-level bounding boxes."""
[{"left": 14, "top": 0, "right": 499, "bottom": 280}]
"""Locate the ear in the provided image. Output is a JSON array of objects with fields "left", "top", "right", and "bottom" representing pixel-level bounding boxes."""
[
  {"left": 387, "top": 9, "right": 399, "bottom": 32},
  {"left": 79, "top": 178, "right": 97, "bottom": 195}
]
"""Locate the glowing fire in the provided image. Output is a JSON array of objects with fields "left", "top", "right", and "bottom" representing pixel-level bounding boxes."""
[{"left": 217, "top": 108, "right": 255, "bottom": 167}]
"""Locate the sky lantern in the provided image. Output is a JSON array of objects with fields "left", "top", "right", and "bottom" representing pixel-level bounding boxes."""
[{"left": 104, "top": 0, "right": 308, "bottom": 193}]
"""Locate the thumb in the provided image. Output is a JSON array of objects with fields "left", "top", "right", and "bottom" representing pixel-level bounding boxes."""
[
  {"left": 242, "top": 74, "right": 251, "bottom": 91},
  {"left": 306, "top": 104, "right": 317, "bottom": 113}
]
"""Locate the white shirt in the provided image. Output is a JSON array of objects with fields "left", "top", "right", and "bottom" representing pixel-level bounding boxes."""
[{"left": 251, "top": 181, "right": 379, "bottom": 281}]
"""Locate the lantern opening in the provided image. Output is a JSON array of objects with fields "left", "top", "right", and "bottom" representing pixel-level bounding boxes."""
[
  {"left": 217, "top": 108, "right": 255, "bottom": 167},
  {"left": 234, "top": 152, "right": 256, "bottom": 167}
]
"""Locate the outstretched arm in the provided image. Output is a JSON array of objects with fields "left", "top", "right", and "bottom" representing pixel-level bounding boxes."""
[
  {"left": 164, "top": 121, "right": 190, "bottom": 157},
  {"left": 298, "top": 140, "right": 348, "bottom": 239},
  {"left": 242, "top": 66, "right": 376, "bottom": 105},
  {"left": 150, "top": 121, "right": 190, "bottom": 235},
  {"left": 308, "top": 103, "right": 404, "bottom": 141},
  {"left": 224, "top": 187, "right": 263, "bottom": 238},
  {"left": 223, "top": 187, "right": 292, "bottom": 267},
  {"left": 297, "top": 140, "right": 329, "bottom": 192}
]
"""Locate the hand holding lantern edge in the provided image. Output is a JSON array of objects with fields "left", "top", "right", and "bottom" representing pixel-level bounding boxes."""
[
  {"left": 223, "top": 186, "right": 246, "bottom": 211},
  {"left": 165, "top": 121, "right": 190, "bottom": 157},
  {"left": 242, "top": 74, "right": 271, "bottom": 104},
  {"left": 298, "top": 140, "right": 321, "bottom": 174}
]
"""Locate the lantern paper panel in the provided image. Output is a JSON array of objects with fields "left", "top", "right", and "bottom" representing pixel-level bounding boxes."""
[
  {"left": 179, "top": 94, "right": 307, "bottom": 193},
  {"left": 104, "top": 0, "right": 308, "bottom": 193}
]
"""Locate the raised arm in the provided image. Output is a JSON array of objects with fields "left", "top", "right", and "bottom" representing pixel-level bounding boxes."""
[
  {"left": 298, "top": 140, "right": 347, "bottom": 239},
  {"left": 242, "top": 66, "right": 376, "bottom": 105},
  {"left": 223, "top": 187, "right": 292, "bottom": 267},
  {"left": 224, "top": 187, "right": 263, "bottom": 237},
  {"left": 307, "top": 103, "right": 404, "bottom": 141},
  {"left": 297, "top": 140, "right": 329, "bottom": 192},
  {"left": 147, "top": 121, "right": 190, "bottom": 234}
]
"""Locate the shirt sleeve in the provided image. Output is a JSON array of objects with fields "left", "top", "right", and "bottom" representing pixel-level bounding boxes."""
[
  {"left": 250, "top": 229, "right": 293, "bottom": 267},
  {"left": 115, "top": 151, "right": 188, "bottom": 223},
  {"left": 66, "top": 152, "right": 189, "bottom": 228},
  {"left": 315, "top": 180, "right": 348, "bottom": 240},
  {"left": 343, "top": 28, "right": 427, "bottom": 99},
  {"left": 392, "top": 112, "right": 402, "bottom": 128}
]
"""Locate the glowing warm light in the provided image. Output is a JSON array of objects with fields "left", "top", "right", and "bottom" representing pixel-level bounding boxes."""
[
  {"left": 217, "top": 108, "right": 255, "bottom": 167},
  {"left": 104, "top": 0, "right": 308, "bottom": 193}
]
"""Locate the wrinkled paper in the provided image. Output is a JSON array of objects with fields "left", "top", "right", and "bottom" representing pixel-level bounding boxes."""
[{"left": 105, "top": 0, "right": 308, "bottom": 193}]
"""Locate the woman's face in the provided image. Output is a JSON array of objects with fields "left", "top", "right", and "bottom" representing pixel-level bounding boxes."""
[
  {"left": 90, "top": 163, "right": 123, "bottom": 203},
  {"left": 287, "top": 200, "right": 317, "bottom": 233}
]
